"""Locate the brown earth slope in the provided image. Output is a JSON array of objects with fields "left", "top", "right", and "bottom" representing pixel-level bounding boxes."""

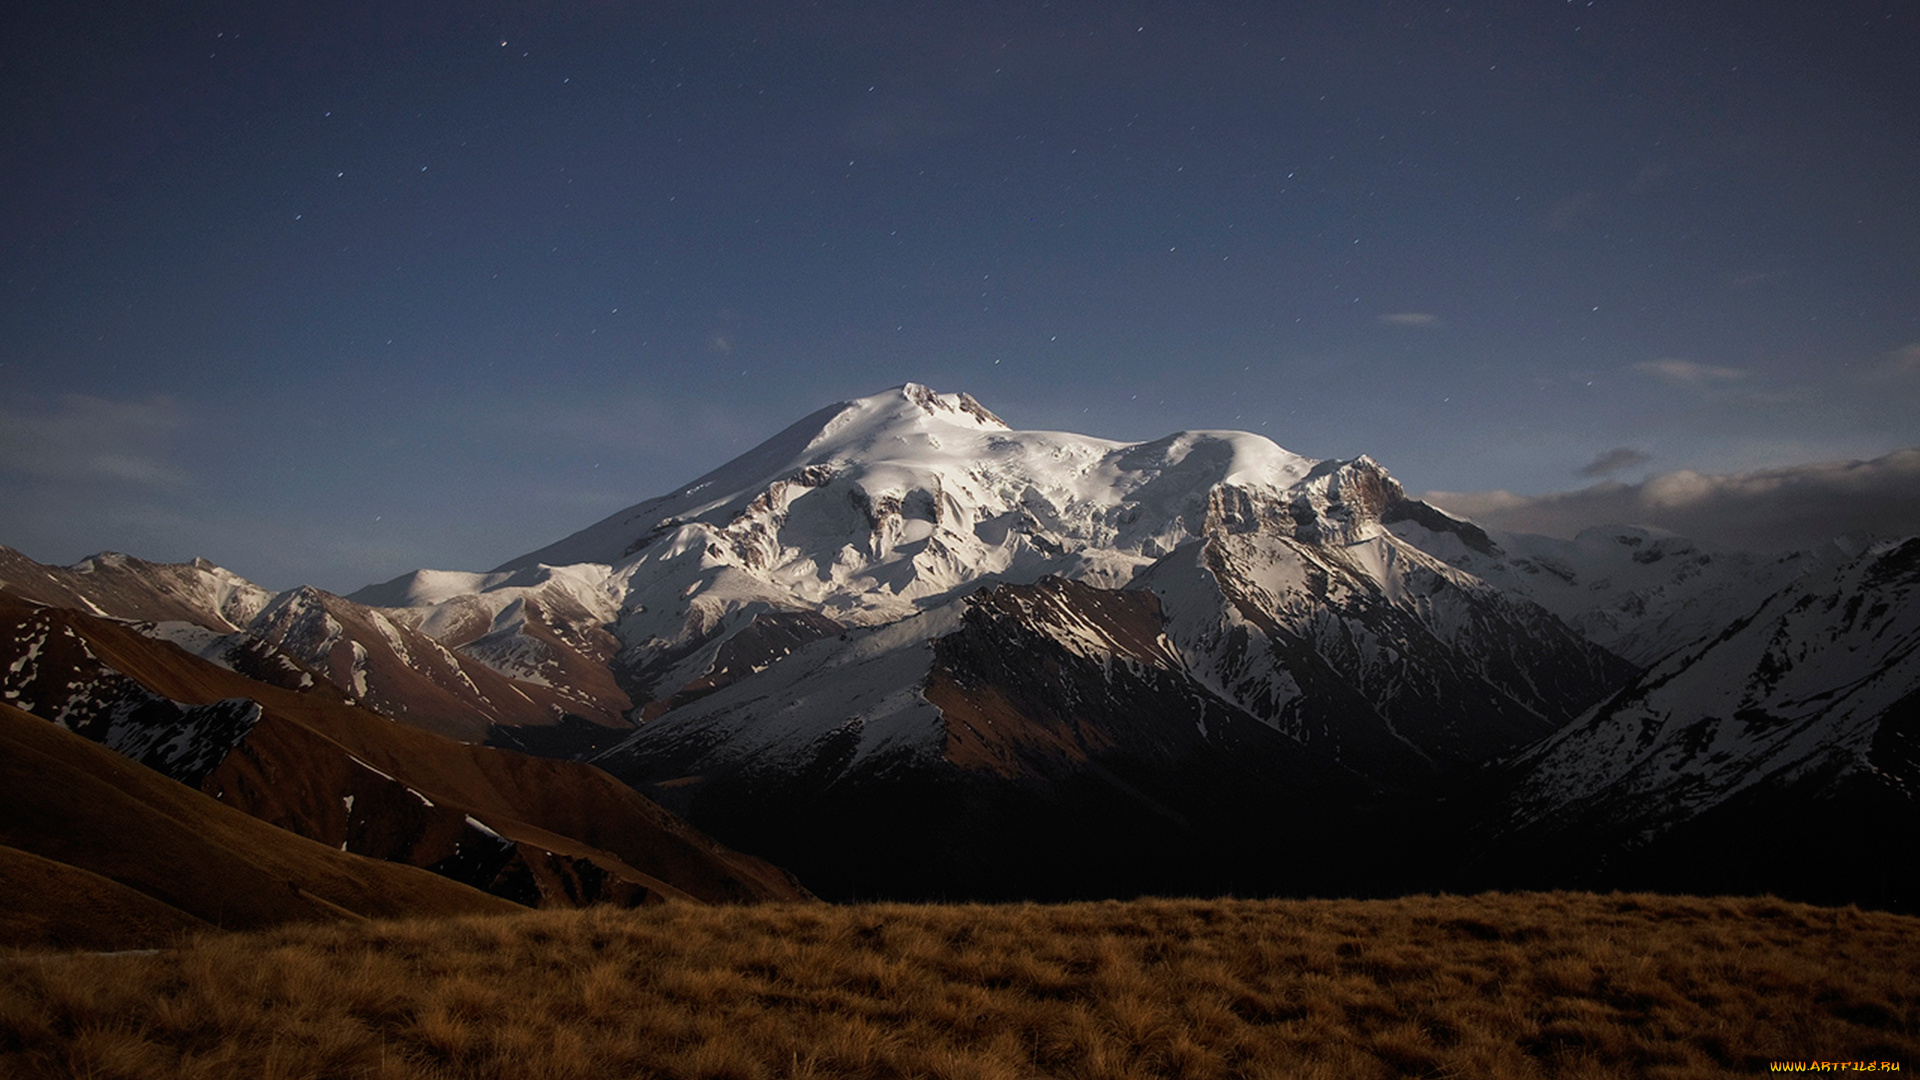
[{"left": 0, "top": 702, "right": 519, "bottom": 950}]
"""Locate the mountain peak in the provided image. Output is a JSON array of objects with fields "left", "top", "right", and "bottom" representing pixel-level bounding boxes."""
[
  {"left": 494, "top": 384, "right": 1320, "bottom": 578},
  {"left": 896, "top": 383, "right": 1007, "bottom": 430},
  {"left": 801, "top": 384, "right": 1009, "bottom": 457}
]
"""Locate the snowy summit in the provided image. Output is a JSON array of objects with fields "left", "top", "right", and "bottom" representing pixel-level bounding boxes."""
[{"left": 493, "top": 382, "right": 1324, "bottom": 630}]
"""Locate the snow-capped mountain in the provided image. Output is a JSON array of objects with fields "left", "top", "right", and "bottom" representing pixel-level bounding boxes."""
[
  {"left": 1456, "top": 536, "right": 1919, "bottom": 909},
  {"left": 337, "top": 384, "right": 1624, "bottom": 797},
  {"left": 487, "top": 383, "right": 1326, "bottom": 700},
  {"left": 0, "top": 546, "right": 276, "bottom": 630},
  {"left": 0, "top": 548, "right": 631, "bottom": 741},
  {"left": 454, "top": 383, "right": 1632, "bottom": 895},
  {"left": 478, "top": 383, "right": 1623, "bottom": 750},
  {"left": 1388, "top": 520, "right": 1821, "bottom": 665},
  {"left": 8, "top": 382, "right": 1911, "bottom": 905},
  {"left": 1133, "top": 499, "right": 1633, "bottom": 781}
]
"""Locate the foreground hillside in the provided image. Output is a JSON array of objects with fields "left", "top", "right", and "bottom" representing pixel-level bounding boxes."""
[
  {"left": 3, "top": 893, "right": 1913, "bottom": 1079},
  {"left": 0, "top": 701, "right": 519, "bottom": 949},
  {"left": 0, "top": 591, "right": 809, "bottom": 919}
]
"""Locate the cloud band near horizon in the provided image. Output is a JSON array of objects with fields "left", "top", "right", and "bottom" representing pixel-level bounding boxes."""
[{"left": 1424, "top": 448, "right": 1920, "bottom": 552}]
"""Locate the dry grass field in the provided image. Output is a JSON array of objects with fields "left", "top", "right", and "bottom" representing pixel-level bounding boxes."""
[{"left": 2, "top": 891, "right": 1914, "bottom": 1079}]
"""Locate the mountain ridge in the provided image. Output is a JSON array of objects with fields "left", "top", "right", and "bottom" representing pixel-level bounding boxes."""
[{"left": 4, "top": 382, "right": 1913, "bottom": 908}]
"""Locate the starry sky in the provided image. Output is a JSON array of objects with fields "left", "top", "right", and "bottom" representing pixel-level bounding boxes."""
[{"left": 5, "top": 1, "right": 1918, "bottom": 592}]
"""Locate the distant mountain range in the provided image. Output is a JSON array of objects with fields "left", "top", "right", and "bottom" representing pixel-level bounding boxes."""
[{"left": 3, "top": 383, "right": 1913, "bottom": 930}]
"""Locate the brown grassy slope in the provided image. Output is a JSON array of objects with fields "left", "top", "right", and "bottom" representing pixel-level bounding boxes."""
[
  {"left": 0, "top": 846, "right": 211, "bottom": 952},
  {"left": 0, "top": 702, "right": 519, "bottom": 949},
  {"left": 0, "top": 593, "right": 807, "bottom": 905},
  {"left": 3, "top": 892, "right": 1914, "bottom": 1080}
]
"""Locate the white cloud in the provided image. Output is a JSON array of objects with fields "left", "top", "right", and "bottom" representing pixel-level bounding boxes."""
[
  {"left": 1424, "top": 448, "right": 1920, "bottom": 552},
  {"left": 1379, "top": 312, "right": 1438, "bottom": 327},
  {"left": 1576, "top": 447, "right": 1650, "bottom": 478},
  {"left": 0, "top": 395, "right": 190, "bottom": 488},
  {"left": 1632, "top": 359, "right": 1750, "bottom": 385}
]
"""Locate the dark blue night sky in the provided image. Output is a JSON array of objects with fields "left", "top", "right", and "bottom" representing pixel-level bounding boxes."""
[{"left": 5, "top": 1, "right": 1917, "bottom": 590}]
